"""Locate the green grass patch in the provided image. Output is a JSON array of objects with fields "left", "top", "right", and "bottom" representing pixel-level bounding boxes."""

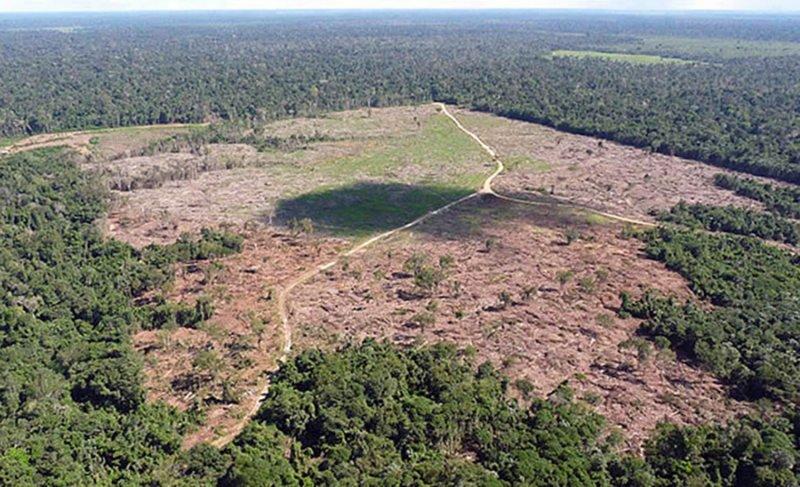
[
  {"left": 583, "top": 212, "right": 611, "bottom": 226},
  {"left": 504, "top": 155, "right": 550, "bottom": 173},
  {"left": 318, "top": 114, "right": 486, "bottom": 183},
  {"left": 0, "top": 136, "right": 23, "bottom": 149},
  {"left": 275, "top": 182, "right": 473, "bottom": 238},
  {"left": 276, "top": 113, "right": 490, "bottom": 238},
  {"left": 552, "top": 50, "right": 692, "bottom": 65}
]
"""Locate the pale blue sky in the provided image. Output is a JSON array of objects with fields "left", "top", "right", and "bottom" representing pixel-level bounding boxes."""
[{"left": 1, "top": 0, "right": 798, "bottom": 13}]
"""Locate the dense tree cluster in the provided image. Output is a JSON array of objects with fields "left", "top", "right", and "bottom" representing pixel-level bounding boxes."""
[
  {"left": 0, "top": 148, "right": 243, "bottom": 484},
  {"left": 165, "top": 340, "right": 800, "bottom": 485},
  {"left": 656, "top": 202, "right": 800, "bottom": 244},
  {"left": 0, "top": 148, "right": 185, "bottom": 483},
  {"left": 715, "top": 174, "right": 800, "bottom": 219},
  {"left": 1, "top": 12, "right": 799, "bottom": 182},
  {"left": 638, "top": 414, "right": 800, "bottom": 487},
  {"left": 142, "top": 227, "right": 243, "bottom": 268},
  {"left": 621, "top": 227, "right": 800, "bottom": 403}
]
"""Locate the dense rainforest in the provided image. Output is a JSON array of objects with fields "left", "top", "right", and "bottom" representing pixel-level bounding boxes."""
[
  {"left": 0, "top": 12, "right": 799, "bottom": 182},
  {"left": 656, "top": 202, "right": 800, "bottom": 245},
  {"left": 178, "top": 341, "right": 800, "bottom": 486}
]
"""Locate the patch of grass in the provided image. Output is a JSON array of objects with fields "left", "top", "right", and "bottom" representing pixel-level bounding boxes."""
[
  {"left": 459, "top": 113, "right": 507, "bottom": 130},
  {"left": 504, "top": 155, "right": 551, "bottom": 173},
  {"left": 0, "top": 136, "right": 23, "bottom": 149},
  {"left": 583, "top": 212, "right": 611, "bottom": 226},
  {"left": 275, "top": 113, "right": 490, "bottom": 238},
  {"left": 275, "top": 182, "right": 473, "bottom": 238},
  {"left": 317, "top": 114, "right": 487, "bottom": 188},
  {"left": 552, "top": 50, "right": 692, "bottom": 65}
]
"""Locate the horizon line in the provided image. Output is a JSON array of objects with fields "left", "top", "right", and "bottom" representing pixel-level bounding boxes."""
[{"left": 2, "top": 8, "right": 800, "bottom": 14}]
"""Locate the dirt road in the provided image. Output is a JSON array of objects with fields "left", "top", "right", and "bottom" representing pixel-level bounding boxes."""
[
  {"left": 3, "top": 108, "right": 654, "bottom": 447},
  {"left": 210, "top": 103, "right": 654, "bottom": 447}
]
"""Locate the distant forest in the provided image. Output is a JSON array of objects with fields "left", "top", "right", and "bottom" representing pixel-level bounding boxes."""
[{"left": 0, "top": 12, "right": 799, "bottom": 182}]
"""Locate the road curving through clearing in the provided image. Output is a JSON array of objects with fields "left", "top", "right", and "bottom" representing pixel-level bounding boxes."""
[
  {"left": 1, "top": 108, "right": 657, "bottom": 448},
  {"left": 212, "top": 103, "right": 654, "bottom": 447}
]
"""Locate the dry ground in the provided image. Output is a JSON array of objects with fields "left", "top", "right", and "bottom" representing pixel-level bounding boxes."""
[
  {"left": 92, "top": 104, "right": 757, "bottom": 451},
  {"left": 103, "top": 105, "right": 490, "bottom": 246},
  {"left": 289, "top": 197, "right": 745, "bottom": 450},
  {"left": 134, "top": 225, "right": 347, "bottom": 448},
  {"left": 122, "top": 104, "right": 489, "bottom": 446},
  {"left": 452, "top": 109, "right": 770, "bottom": 220},
  {"left": 2, "top": 124, "right": 200, "bottom": 158}
]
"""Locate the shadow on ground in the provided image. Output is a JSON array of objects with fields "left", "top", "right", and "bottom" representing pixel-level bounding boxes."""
[
  {"left": 272, "top": 181, "right": 474, "bottom": 237},
  {"left": 272, "top": 181, "right": 622, "bottom": 241},
  {"left": 414, "top": 192, "right": 617, "bottom": 242}
]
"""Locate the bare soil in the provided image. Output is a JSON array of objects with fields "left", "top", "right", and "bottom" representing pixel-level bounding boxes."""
[
  {"left": 133, "top": 225, "right": 346, "bottom": 448},
  {"left": 95, "top": 105, "right": 756, "bottom": 451},
  {"left": 453, "top": 109, "right": 771, "bottom": 220},
  {"left": 289, "top": 197, "right": 746, "bottom": 450},
  {"left": 2, "top": 124, "right": 198, "bottom": 159}
]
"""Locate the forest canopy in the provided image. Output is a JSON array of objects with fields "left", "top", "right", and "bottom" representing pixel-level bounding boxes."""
[{"left": 0, "top": 12, "right": 798, "bottom": 182}]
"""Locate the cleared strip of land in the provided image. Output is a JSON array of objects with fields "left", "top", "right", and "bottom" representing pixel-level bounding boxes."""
[{"left": 551, "top": 49, "right": 692, "bottom": 64}]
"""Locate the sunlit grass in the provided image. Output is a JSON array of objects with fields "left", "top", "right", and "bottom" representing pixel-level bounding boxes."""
[{"left": 552, "top": 50, "right": 692, "bottom": 65}]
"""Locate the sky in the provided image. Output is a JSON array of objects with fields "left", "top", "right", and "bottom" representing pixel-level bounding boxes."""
[{"left": 0, "top": 0, "right": 797, "bottom": 12}]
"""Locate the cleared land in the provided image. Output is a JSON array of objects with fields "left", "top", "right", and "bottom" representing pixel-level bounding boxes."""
[
  {"left": 288, "top": 197, "right": 744, "bottom": 450},
  {"left": 1, "top": 124, "right": 202, "bottom": 158},
  {"left": 551, "top": 49, "right": 692, "bottom": 64},
  {"left": 102, "top": 105, "right": 490, "bottom": 246},
  {"left": 109, "top": 105, "right": 492, "bottom": 445},
  {"left": 452, "top": 108, "right": 770, "bottom": 221},
  {"left": 136, "top": 228, "right": 347, "bottom": 448},
  {"left": 92, "top": 104, "right": 755, "bottom": 448}
]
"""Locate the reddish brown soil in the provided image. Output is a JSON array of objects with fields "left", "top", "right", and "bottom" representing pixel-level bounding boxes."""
[
  {"left": 97, "top": 105, "right": 753, "bottom": 451},
  {"left": 132, "top": 226, "right": 347, "bottom": 448},
  {"left": 454, "top": 109, "right": 771, "bottom": 221},
  {"left": 289, "top": 197, "right": 745, "bottom": 450}
]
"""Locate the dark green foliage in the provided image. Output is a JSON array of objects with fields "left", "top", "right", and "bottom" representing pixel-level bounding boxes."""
[
  {"left": 621, "top": 291, "right": 800, "bottom": 403},
  {"left": 144, "top": 294, "right": 215, "bottom": 330},
  {"left": 222, "top": 341, "right": 613, "bottom": 485},
  {"left": 1, "top": 13, "right": 799, "bottom": 182},
  {"left": 715, "top": 174, "right": 800, "bottom": 219},
  {"left": 621, "top": 227, "right": 800, "bottom": 402},
  {"left": 639, "top": 415, "right": 800, "bottom": 486},
  {"left": 657, "top": 202, "right": 800, "bottom": 244},
  {"left": 0, "top": 148, "right": 244, "bottom": 484},
  {"left": 0, "top": 148, "right": 193, "bottom": 483},
  {"left": 143, "top": 228, "right": 243, "bottom": 266},
  {"left": 188, "top": 340, "right": 800, "bottom": 485},
  {"left": 639, "top": 227, "right": 800, "bottom": 307}
]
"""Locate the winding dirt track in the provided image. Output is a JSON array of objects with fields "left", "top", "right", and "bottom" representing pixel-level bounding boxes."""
[
  {"left": 2, "top": 105, "right": 654, "bottom": 447},
  {"left": 210, "top": 103, "right": 654, "bottom": 447}
]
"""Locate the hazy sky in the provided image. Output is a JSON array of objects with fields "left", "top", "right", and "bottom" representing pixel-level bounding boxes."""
[{"left": 1, "top": 0, "right": 797, "bottom": 12}]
